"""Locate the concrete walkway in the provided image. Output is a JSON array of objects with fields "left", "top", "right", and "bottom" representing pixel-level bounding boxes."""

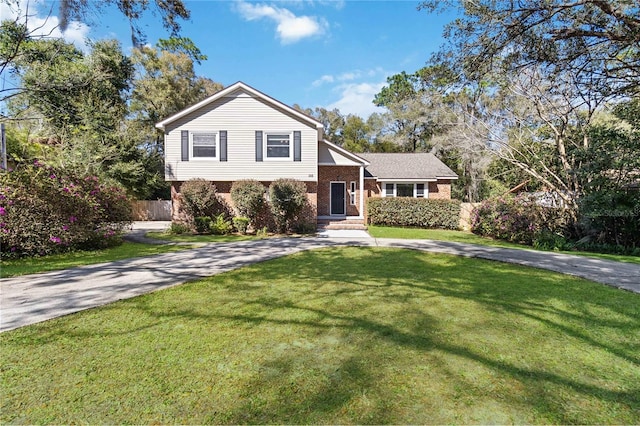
[{"left": 1, "top": 223, "right": 638, "bottom": 332}]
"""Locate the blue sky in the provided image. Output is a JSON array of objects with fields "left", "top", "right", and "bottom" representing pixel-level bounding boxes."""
[{"left": 2, "top": 0, "right": 457, "bottom": 117}]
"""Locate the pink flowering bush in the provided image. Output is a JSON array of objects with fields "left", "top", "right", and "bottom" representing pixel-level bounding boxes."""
[
  {"left": 471, "top": 194, "right": 570, "bottom": 246},
  {"left": 0, "top": 162, "right": 133, "bottom": 258}
]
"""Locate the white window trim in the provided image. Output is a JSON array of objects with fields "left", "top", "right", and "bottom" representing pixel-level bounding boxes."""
[
  {"left": 350, "top": 181, "right": 356, "bottom": 205},
  {"left": 190, "top": 131, "right": 218, "bottom": 161},
  {"left": 264, "top": 131, "right": 293, "bottom": 161},
  {"left": 382, "top": 182, "right": 429, "bottom": 199}
]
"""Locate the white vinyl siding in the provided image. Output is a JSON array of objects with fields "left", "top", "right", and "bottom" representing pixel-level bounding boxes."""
[
  {"left": 383, "top": 182, "right": 429, "bottom": 198},
  {"left": 164, "top": 91, "right": 318, "bottom": 182}
]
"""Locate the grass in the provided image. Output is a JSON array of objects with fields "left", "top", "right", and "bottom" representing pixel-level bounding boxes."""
[
  {"left": 1, "top": 247, "right": 638, "bottom": 424},
  {"left": 368, "top": 225, "right": 640, "bottom": 264},
  {"left": 0, "top": 242, "right": 191, "bottom": 278},
  {"left": 146, "top": 231, "right": 261, "bottom": 243}
]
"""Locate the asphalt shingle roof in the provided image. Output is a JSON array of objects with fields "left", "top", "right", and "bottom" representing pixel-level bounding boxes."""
[{"left": 358, "top": 153, "right": 458, "bottom": 180}]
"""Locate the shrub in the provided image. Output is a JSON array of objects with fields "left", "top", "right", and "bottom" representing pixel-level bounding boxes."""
[
  {"left": 0, "top": 162, "right": 132, "bottom": 258},
  {"left": 577, "top": 190, "right": 640, "bottom": 248},
  {"left": 233, "top": 216, "right": 250, "bottom": 234},
  {"left": 368, "top": 197, "right": 461, "bottom": 229},
  {"left": 194, "top": 216, "right": 212, "bottom": 234},
  {"left": 179, "top": 179, "right": 222, "bottom": 219},
  {"left": 230, "top": 180, "right": 266, "bottom": 225},
  {"left": 169, "top": 222, "right": 191, "bottom": 235},
  {"left": 471, "top": 194, "right": 570, "bottom": 245},
  {"left": 210, "top": 214, "right": 233, "bottom": 235},
  {"left": 295, "top": 221, "right": 317, "bottom": 234},
  {"left": 256, "top": 226, "right": 269, "bottom": 238},
  {"left": 269, "top": 179, "right": 308, "bottom": 233}
]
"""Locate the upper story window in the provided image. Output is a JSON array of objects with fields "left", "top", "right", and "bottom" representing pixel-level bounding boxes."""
[
  {"left": 266, "top": 133, "right": 291, "bottom": 159},
  {"left": 192, "top": 132, "right": 217, "bottom": 159}
]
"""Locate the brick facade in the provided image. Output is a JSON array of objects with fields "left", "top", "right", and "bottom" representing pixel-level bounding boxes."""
[
  {"left": 171, "top": 180, "right": 317, "bottom": 226},
  {"left": 428, "top": 180, "right": 452, "bottom": 200},
  {"left": 317, "top": 165, "right": 362, "bottom": 216},
  {"left": 171, "top": 176, "right": 451, "bottom": 225}
]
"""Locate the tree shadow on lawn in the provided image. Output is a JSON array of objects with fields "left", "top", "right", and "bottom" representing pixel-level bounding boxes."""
[
  {"left": 5, "top": 247, "right": 639, "bottom": 424},
  {"left": 203, "top": 247, "right": 640, "bottom": 423}
]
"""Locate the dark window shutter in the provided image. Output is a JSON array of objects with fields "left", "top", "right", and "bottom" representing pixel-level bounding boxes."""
[
  {"left": 181, "top": 130, "right": 189, "bottom": 161},
  {"left": 220, "top": 131, "right": 227, "bottom": 162},
  {"left": 293, "top": 131, "right": 301, "bottom": 162},
  {"left": 255, "top": 131, "right": 263, "bottom": 162}
]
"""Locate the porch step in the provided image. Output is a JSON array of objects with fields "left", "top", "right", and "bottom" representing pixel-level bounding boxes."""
[{"left": 317, "top": 218, "right": 367, "bottom": 231}]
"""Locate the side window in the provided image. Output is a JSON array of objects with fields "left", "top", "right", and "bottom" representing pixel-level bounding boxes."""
[
  {"left": 384, "top": 183, "right": 394, "bottom": 197},
  {"left": 192, "top": 132, "right": 217, "bottom": 159},
  {"left": 266, "top": 133, "right": 291, "bottom": 159},
  {"left": 350, "top": 181, "right": 356, "bottom": 205}
]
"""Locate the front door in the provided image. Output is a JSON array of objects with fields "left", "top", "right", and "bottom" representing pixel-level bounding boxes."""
[{"left": 330, "top": 182, "right": 346, "bottom": 215}]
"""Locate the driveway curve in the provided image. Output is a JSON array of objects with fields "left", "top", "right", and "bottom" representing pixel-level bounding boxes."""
[{"left": 1, "top": 228, "right": 638, "bottom": 332}]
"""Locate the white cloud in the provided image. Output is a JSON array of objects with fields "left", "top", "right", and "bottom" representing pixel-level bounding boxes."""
[
  {"left": 0, "top": 0, "right": 90, "bottom": 50},
  {"left": 327, "top": 82, "right": 386, "bottom": 118},
  {"left": 337, "top": 71, "right": 359, "bottom": 81},
  {"left": 312, "top": 74, "right": 335, "bottom": 87},
  {"left": 311, "top": 70, "right": 362, "bottom": 87},
  {"left": 236, "top": 1, "right": 327, "bottom": 44}
]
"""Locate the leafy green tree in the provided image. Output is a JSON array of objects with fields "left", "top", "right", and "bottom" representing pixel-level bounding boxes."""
[
  {"left": 420, "top": 0, "right": 640, "bottom": 96},
  {"left": 418, "top": 0, "right": 640, "bottom": 209},
  {"left": 342, "top": 115, "right": 371, "bottom": 153},
  {"left": 574, "top": 100, "right": 640, "bottom": 247}
]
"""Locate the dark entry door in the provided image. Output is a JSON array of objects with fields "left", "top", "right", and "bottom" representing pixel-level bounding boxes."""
[{"left": 330, "top": 182, "right": 346, "bottom": 215}]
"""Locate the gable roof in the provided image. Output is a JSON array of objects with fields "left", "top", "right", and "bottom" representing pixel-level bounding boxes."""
[
  {"left": 359, "top": 153, "right": 458, "bottom": 181},
  {"left": 319, "top": 139, "right": 369, "bottom": 166},
  {"left": 155, "top": 81, "right": 324, "bottom": 131}
]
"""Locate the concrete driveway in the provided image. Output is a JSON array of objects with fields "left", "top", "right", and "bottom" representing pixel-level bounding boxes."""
[{"left": 1, "top": 223, "right": 638, "bottom": 332}]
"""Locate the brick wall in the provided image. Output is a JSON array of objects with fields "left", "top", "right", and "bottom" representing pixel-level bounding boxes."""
[
  {"left": 317, "top": 165, "right": 362, "bottom": 216},
  {"left": 171, "top": 180, "right": 317, "bottom": 227},
  {"left": 428, "top": 180, "right": 452, "bottom": 200}
]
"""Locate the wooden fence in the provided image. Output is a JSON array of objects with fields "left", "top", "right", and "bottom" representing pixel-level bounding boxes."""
[
  {"left": 459, "top": 202, "right": 480, "bottom": 231},
  {"left": 131, "top": 200, "right": 172, "bottom": 221}
]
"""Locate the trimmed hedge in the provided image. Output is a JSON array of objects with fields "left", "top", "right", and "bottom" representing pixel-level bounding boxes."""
[
  {"left": 368, "top": 198, "right": 461, "bottom": 229},
  {"left": 180, "top": 179, "right": 223, "bottom": 219},
  {"left": 230, "top": 180, "right": 266, "bottom": 225},
  {"left": 269, "top": 178, "right": 309, "bottom": 233}
]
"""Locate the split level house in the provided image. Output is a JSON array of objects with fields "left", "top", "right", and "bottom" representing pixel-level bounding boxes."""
[{"left": 155, "top": 82, "right": 458, "bottom": 227}]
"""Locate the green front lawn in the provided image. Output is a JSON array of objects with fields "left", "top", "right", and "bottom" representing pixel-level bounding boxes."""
[
  {"left": 0, "top": 242, "right": 192, "bottom": 278},
  {"left": 368, "top": 225, "right": 640, "bottom": 264},
  {"left": 2, "top": 247, "right": 638, "bottom": 424}
]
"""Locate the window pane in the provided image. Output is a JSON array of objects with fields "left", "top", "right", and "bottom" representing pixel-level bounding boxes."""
[
  {"left": 397, "top": 184, "right": 414, "bottom": 197},
  {"left": 267, "top": 134, "right": 290, "bottom": 158},
  {"left": 350, "top": 181, "right": 356, "bottom": 205},
  {"left": 193, "top": 133, "right": 216, "bottom": 157},
  {"left": 416, "top": 184, "right": 425, "bottom": 198},
  {"left": 384, "top": 183, "right": 394, "bottom": 197}
]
